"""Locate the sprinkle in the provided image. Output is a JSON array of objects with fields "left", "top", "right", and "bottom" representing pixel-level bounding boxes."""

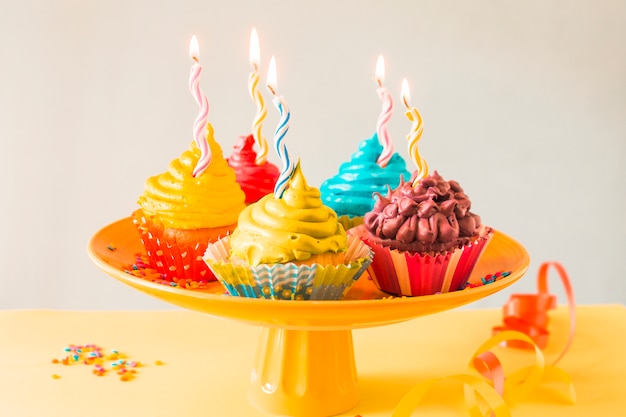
[
  {"left": 50, "top": 344, "right": 156, "bottom": 382},
  {"left": 465, "top": 271, "right": 513, "bottom": 289},
  {"left": 52, "top": 374, "right": 61, "bottom": 379},
  {"left": 121, "top": 254, "right": 211, "bottom": 290},
  {"left": 107, "top": 243, "right": 116, "bottom": 251},
  {"left": 155, "top": 360, "right": 165, "bottom": 366}
]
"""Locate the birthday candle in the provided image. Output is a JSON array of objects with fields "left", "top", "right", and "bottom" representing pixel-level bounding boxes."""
[
  {"left": 248, "top": 27, "right": 269, "bottom": 165},
  {"left": 401, "top": 78, "right": 429, "bottom": 185},
  {"left": 266, "top": 56, "right": 295, "bottom": 199},
  {"left": 188, "top": 35, "right": 211, "bottom": 177},
  {"left": 375, "top": 55, "right": 394, "bottom": 168}
]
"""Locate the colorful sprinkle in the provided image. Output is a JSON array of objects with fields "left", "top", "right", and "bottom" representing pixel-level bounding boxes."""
[
  {"left": 464, "top": 271, "right": 512, "bottom": 289},
  {"left": 51, "top": 344, "right": 154, "bottom": 382},
  {"left": 122, "top": 254, "right": 211, "bottom": 290},
  {"left": 107, "top": 243, "right": 116, "bottom": 251}
]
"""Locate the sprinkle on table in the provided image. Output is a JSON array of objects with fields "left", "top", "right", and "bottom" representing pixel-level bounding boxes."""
[{"left": 51, "top": 344, "right": 154, "bottom": 381}]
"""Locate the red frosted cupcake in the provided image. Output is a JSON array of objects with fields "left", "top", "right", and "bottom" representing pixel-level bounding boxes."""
[
  {"left": 352, "top": 171, "right": 493, "bottom": 296},
  {"left": 227, "top": 135, "right": 279, "bottom": 204}
]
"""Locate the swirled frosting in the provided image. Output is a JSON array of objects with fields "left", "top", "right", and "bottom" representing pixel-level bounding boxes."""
[
  {"left": 320, "top": 134, "right": 410, "bottom": 218},
  {"left": 227, "top": 134, "right": 280, "bottom": 204},
  {"left": 137, "top": 123, "right": 246, "bottom": 229},
  {"left": 229, "top": 161, "right": 347, "bottom": 265},
  {"left": 363, "top": 171, "right": 483, "bottom": 252}
]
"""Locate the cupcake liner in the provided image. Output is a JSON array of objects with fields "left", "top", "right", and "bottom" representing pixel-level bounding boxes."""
[
  {"left": 336, "top": 215, "right": 364, "bottom": 231},
  {"left": 356, "top": 225, "right": 493, "bottom": 296},
  {"left": 203, "top": 235, "right": 373, "bottom": 300},
  {"left": 132, "top": 210, "right": 234, "bottom": 283}
]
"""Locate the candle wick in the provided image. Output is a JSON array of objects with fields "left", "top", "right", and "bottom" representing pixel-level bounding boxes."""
[
  {"left": 252, "top": 63, "right": 258, "bottom": 72},
  {"left": 267, "top": 84, "right": 277, "bottom": 96},
  {"left": 192, "top": 56, "right": 199, "bottom": 63},
  {"left": 403, "top": 97, "right": 410, "bottom": 109},
  {"left": 376, "top": 79, "right": 383, "bottom": 88}
]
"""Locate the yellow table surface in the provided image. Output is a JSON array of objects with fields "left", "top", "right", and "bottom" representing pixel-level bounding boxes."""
[{"left": 1, "top": 305, "right": 624, "bottom": 416}]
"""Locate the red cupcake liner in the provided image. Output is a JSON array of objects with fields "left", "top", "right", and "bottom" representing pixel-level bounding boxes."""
[
  {"left": 132, "top": 210, "right": 233, "bottom": 283},
  {"left": 355, "top": 225, "right": 493, "bottom": 296}
]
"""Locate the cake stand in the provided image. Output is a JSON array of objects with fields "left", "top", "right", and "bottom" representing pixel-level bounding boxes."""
[{"left": 88, "top": 217, "right": 529, "bottom": 417}]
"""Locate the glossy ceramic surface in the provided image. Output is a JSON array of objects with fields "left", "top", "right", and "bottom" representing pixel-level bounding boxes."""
[{"left": 88, "top": 217, "right": 530, "bottom": 331}]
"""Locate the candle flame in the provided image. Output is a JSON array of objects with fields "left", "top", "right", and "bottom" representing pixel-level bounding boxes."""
[
  {"left": 249, "top": 27, "right": 260, "bottom": 69},
  {"left": 189, "top": 35, "right": 200, "bottom": 61},
  {"left": 401, "top": 78, "right": 411, "bottom": 109},
  {"left": 375, "top": 55, "right": 385, "bottom": 86},
  {"left": 266, "top": 56, "right": 277, "bottom": 95}
]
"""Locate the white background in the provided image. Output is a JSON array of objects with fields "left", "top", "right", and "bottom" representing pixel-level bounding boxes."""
[{"left": 1, "top": 0, "right": 624, "bottom": 310}]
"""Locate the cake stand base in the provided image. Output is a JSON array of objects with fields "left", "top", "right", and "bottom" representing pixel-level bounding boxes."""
[{"left": 250, "top": 328, "right": 358, "bottom": 417}]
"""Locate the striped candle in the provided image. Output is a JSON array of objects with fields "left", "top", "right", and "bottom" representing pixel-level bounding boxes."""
[
  {"left": 248, "top": 27, "right": 269, "bottom": 165},
  {"left": 188, "top": 35, "right": 211, "bottom": 177},
  {"left": 266, "top": 56, "right": 295, "bottom": 199},
  {"left": 401, "top": 78, "right": 429, "bottom": 185},
  {"left": 375, "top": 55, "right": 394, "bottom": 168}
]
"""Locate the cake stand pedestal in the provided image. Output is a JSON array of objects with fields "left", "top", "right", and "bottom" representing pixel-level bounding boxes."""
[
  {"left": 251, "top": 328, "right": 358, "bottom": 416},
  {"left": 88, "top": 218, "right": 529, "bottom": 417}
]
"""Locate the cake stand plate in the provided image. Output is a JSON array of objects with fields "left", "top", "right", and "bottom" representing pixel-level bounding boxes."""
[{"left": 88, "top": 217, "right": 529, "bottom": 416}]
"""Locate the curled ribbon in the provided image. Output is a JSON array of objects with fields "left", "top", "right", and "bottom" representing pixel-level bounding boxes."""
[
  {"left": 391, "top": 262, "right": 576, "bottom": 416},
  {"left": 492, "top": 261, "right": 576, "bottom": 364}
]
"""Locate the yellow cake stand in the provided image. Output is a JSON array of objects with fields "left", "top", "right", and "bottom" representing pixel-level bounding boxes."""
[{"left": 88, "top": 217, "right": 529, "bottom": 417}]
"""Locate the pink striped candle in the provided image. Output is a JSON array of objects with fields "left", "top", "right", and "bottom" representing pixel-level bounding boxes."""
[
  {"left": 375, "top": 55, "right": 394, "bottom": 168},
  {"left": 188, "top": 35, "right": 211, "bottom": 177}
]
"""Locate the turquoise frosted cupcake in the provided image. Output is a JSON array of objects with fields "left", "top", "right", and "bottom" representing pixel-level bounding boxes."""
[{"left": 320, "top": 134, "right": 410, "bottom": 230}]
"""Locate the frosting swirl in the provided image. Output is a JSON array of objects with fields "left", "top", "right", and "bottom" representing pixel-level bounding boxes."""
[
  {"left": 227, "top": 134, "right": 280, "bottom": 204},
  {"left": 230, "top": 162, "right": 347, "bottom": 265},
  {"left": 363, "top": 171, "right": 482, "bottom": 252},
  {"left": 137, "top": 123, "right": 246, "bottom": 229},
  {"left": 320, "top": 134, "right": 410, "bottom": 218}
]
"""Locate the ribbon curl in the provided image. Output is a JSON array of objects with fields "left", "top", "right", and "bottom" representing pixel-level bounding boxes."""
[
  {"left": 391, "top": 262, "right": 577, "bottom": 416},
  {"left": 493, "top": 261, "right": 576, "bottom": 363}
]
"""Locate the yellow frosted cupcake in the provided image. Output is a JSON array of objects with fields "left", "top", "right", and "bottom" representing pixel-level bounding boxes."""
[
  {"left": 204, "top": 162, "right": 372, "bottom": 300},
  {"left": 133, "top": 123, "right": 246, "bottom": 284}
]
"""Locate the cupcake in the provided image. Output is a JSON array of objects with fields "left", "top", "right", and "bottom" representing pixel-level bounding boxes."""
[
  {"left": 227, "top": 134, "right": 279, "bottom": 204},
  {"left": 132, "top": 123, "right": 246, "bottom": 284},
  {"left": 320, "top": 134, "right": 410, "bottom": 230},
  {"left": 353, "top": 171, "right": 493, "bottom": 296},
  {"left": 204, "top": 162, "right": 373, "bottom": 300}
]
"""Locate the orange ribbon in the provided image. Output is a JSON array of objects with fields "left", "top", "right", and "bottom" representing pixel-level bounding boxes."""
[
  {"left": 391, "top": 262, "right": 577, "bottom": 416},
  {"left": 492, "top": 261, "right": 576, "bottom": 363}
]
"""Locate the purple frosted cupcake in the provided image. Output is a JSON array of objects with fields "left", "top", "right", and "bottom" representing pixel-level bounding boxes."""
[{"left": 352, "top": 171, "right": 493, "bottom": 296}]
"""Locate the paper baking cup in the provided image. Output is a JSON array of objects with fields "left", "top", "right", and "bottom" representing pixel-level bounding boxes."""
[
  {"left": 336, "top": 215, "right": 364, "bottom": 232},
  {"left": 203, "top": 235, "right": 373, "bottom": 300},
  {"left": 359, "top": 226, "right": 493, "bottom": 296},
  {"left": 132, "top": 210, "right": 233, "bottom": 283}
]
